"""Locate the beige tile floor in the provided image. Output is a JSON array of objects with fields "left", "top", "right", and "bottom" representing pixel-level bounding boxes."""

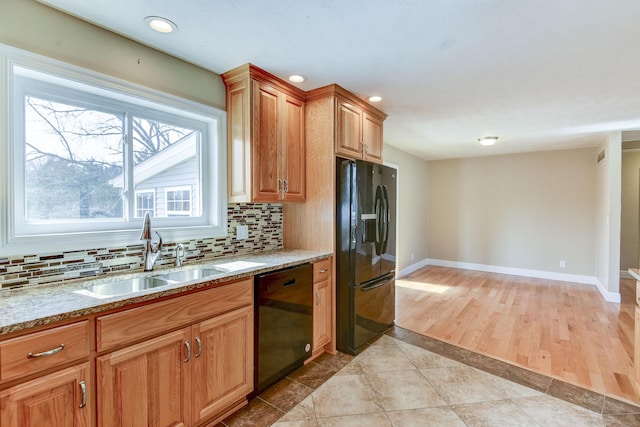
[{"left": 271, "top": 335, "right": 633, "bottom": 426}]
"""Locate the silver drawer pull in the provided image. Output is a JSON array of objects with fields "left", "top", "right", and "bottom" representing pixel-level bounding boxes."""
[
  {"left": 27, "top": 343, "right": 65, "bottom": 359},
  {"left": 79, "top": 381, "right": 87, "bottom": 408},
  {"left": 319, "top": 269, "right": 328, "bottom": 273},
  {"left": 316, "top": 292, "right": 321, "bottom": 305}
]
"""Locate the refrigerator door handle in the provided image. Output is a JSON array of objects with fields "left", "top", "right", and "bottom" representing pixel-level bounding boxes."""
[
  {"left": 381, "top": 185, "right": 390, "bottom": 254},
  {"left": 374, "top": 185, "right": 383, "bottom": 256}
]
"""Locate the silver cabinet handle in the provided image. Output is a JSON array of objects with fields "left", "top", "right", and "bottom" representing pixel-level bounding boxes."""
[
  {"left": 195, "top": 337, "right": 202, "bottom": 358},
  {"left": 316, "top": 292, "right": 321, "bottom": 306},
  {"left": 79, "top": 380, "right": 87, "bottom": 408},
  {"left": 27, "top": 344, "right": 65, "bottom": 359},
  {"left": 319, "top": 269, "right": 328, "bottom": 273},
  {"left": 184, "top": 340, "right": 191, "bottom": 363},
  {"left": 284, "top": 179, "right": 289, "bottom": 193}
]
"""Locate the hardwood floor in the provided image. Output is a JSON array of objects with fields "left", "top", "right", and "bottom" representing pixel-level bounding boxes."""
[{"left": 395, "top": 266, "right": 639, "bottom": 404}]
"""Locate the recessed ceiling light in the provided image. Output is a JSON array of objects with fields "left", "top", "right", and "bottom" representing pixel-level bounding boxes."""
[
  {"left": 144, "top": 16, "right": 178, "bottom": 34},
  {"left": 368, "top": 96, "right": 382, "bottom": 103},
  {"left": 288, "top": 75, "right": 306, "bottom": 83},
  {"left": 478, "top": 136, "right": 499, "bottom": 146}
]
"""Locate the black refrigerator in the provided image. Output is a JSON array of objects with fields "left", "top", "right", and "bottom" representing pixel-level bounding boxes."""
[{"left": 336, "top": 158, "right": 396, "bottom": 355}]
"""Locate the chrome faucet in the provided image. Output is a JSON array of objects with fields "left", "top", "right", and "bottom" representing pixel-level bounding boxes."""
[
  {"left": 140, "top": 212, "right": 163, "bottom": 271},
  {"left": 175, "top": 243, "right": 186, "bottom": 267}
]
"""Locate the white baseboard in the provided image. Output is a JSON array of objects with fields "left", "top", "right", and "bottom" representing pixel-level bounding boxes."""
[
  {"left": 397, "top": 259, "right": 430, "bottom": 278},
  {"left": 421, "top": 258, "right": 621, "bottom": 303},
  {"left": 594, "top": 278, "right": 621, "bottom": 303}
]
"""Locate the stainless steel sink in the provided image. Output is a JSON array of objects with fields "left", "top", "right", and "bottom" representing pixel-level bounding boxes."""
[
  {"left": 157, "top": 268, "right": 225, "bottom": 283},
  {"left": 77, "top": 276, "right": 171, "bottom": 298}
]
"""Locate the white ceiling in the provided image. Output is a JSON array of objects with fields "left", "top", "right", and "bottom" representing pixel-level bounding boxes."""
[{"left": 38, "top": 0, "right": 640, "bottom": 160}]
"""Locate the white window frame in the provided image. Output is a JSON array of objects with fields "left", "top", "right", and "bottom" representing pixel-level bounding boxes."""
[
  {"left": 135, "top": 189, "right": 156, "bottom": 218},
  {"left": 0, "top": 44, "right": 227, "bottom": 256}
]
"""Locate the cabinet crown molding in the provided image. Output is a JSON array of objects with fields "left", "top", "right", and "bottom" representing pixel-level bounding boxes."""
[
  {"left": 222, "top": 63, "right": 306, "bottom": 101},
  {"left": 306, "top": 84, "right": 388, "bottom": 121}
]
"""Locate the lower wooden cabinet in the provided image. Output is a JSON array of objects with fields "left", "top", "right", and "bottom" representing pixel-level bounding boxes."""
[
  {"left": 312, "top": 258, "right": 333, "bottom": 357},
  {"left": 97, "top": 306, "right": 253, "bottom": 427},
  {"left": 97, "top": 328, "right": 191, "bottom": 427},
  {"left": 313, "top": 278, "right": 331, "bottom": 351},
  {"left": 635, "top": 306, "right": 640, "bottom": 392},
  {"left": 0, "top": 362, "right": 91, "bottom": 427},
  {"left": 192, "top": 306, "right": 253, "bottom": 423}
]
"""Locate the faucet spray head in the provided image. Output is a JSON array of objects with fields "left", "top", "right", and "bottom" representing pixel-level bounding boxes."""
[{"left": 140, "top": 212, "right": 152, "bottom": 240}]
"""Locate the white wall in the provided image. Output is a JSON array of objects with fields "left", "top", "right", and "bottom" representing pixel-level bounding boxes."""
[
  {"left": 0, "top": 0, "right": 225, "bottom": 109},
  {"left": 427, "top": 147, "right": 599, "bottom": 284},
  {"left": 382, "top": 144, "right": 429, "bottom": 275}
]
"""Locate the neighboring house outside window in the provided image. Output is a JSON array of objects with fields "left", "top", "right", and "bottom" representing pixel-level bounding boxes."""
[{"left": 135, "top": 190, "right": 156, "bottom": 218}]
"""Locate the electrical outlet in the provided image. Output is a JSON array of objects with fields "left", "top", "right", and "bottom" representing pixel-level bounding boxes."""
[
  {"left": 559, "top": 260, "right": 566, "bottom": 269},
  {"left": 236, "top": 225, "right": 248, "bottom": 240},
  {"left": 411, "top": 253, "right": 415, "bottom": 261}
]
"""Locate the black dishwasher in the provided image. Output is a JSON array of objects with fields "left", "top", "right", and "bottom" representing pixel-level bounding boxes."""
[{"left": 254, "top": 263, "right": 313, "bottom": 393}]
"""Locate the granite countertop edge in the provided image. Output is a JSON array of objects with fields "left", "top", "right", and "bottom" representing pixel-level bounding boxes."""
[
  {"left": 0, "top": 249, "right": 332, "bottom": 336},
  {"left": 629, "top": 268, "right": 640, "bottom": 282}
]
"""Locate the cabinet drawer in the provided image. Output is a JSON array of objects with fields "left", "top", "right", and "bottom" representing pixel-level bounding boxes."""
[
  {"left": 0, "top": 321, "right": 90, "bottom": 384},
  {"left": 636, "top": 281, "right": 640, "bottom": 306},
  {"left": 313, "top": 259, "right": 331, "bottom": 283},
  {"left": 97, "top": 278, "right": 253, "bottom": 352}
]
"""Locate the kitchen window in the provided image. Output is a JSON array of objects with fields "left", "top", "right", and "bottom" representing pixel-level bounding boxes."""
[{"left": 0, "top": 45, "right": 227, "bottom": 255}]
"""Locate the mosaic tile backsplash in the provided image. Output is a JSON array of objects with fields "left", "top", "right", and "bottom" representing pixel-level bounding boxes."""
[{"left": 0, "top": 203, "right": 283, "bottom": 290}]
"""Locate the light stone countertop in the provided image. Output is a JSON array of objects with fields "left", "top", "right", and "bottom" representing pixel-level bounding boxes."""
[
  {"left": 629, "top": 268, "right": 640, "bottom": 282},
  {"left": 0, "top": 249, "right": 332, "bottom": 336}
]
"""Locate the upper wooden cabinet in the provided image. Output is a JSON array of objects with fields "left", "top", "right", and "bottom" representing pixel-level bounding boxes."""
[
  {"left": 309, "top": 85, "right": 387, "bottom": 164},
  {"left": 222, "top": 64, "right": 306, "bottom": 203}
]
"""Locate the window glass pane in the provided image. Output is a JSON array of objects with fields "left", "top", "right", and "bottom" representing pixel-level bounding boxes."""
[
  {"left": 135, "top": 190, "right": 155, "bottom": 218},
  {"left": 24, "top": 95, "right": 124, "bottom": 220},
  {"left": 166, "top": 187, "right": 192, "bottom": 216},
  {"left": 131, "top": 118, "right": 199, "bottom": 218}
]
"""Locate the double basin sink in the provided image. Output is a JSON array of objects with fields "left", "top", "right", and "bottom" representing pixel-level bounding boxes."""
[
  {"left": 79, "top": 267, "right": 226, "bottom": 299},
  {"left": 77, "top": 260, "right": 266, "bottom": 299}
]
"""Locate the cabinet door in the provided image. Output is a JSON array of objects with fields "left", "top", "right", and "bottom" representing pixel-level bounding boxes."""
[
  {"left": 0, "top": 362, "right": 91, "bottom": 427},
  {"left": 97, "top": 328, "right": 191, "bottom": 427},
  {"left": 192, "top": 306, "right": 253, "bottom": 424},
  {"left": 313, "top": 278, "right": 332, "bottom": 351},
  {"left": 335, "top": 99, "right": 362, "bottom": 160},
  {"left": 362, "top": 112, "right": 383, "bottom": 164},
  {"left": 282, "top": 94, "right": 306, "bottom": 202},
  {"left": 252, "top": 82, "right": 281, "bottom": 202}
]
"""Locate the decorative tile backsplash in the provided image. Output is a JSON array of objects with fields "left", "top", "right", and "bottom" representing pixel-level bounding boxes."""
[{"left": 0, "top": 203, "right": 283, "bottom": 290}]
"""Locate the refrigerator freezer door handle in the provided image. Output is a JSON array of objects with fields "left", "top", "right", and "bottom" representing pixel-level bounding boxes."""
[{"left": 361, "top": 275, "right": 395, "bottom": 292}]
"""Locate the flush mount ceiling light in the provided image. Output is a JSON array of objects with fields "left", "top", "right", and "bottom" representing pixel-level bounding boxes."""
[
  {"left": 288, "top": 75, "right": 306, "bottom": 83},
  {"left": 368, "top": 95, "right": 382, "bottom": 103},
  {"left": 144, "top": 16, "right": 178, "bottom": 33},
  {"left": 478, "top": 136, "right": 499, "bottom": 146}
]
